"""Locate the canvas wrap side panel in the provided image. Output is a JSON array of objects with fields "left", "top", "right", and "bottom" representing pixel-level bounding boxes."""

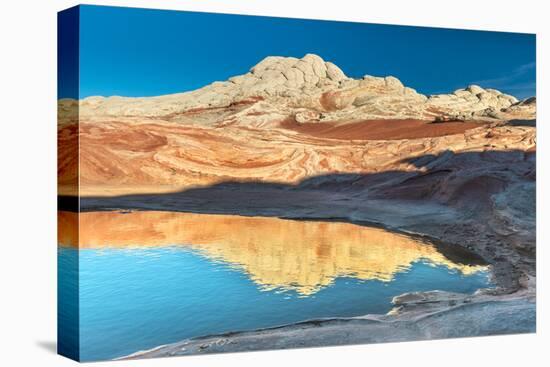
[{"left": 57, "top": 5, "right": 80, "bottom": 362}]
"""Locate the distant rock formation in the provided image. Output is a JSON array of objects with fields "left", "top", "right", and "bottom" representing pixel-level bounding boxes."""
[
  {"left": 61, "top": 54, "right": 534, "bottom": 123},
  {"left": 58, "top": 54, "right": 536, "bottom": 196},
  {"left": 499, "top": 96, "right": 536, "bottom": 119}
]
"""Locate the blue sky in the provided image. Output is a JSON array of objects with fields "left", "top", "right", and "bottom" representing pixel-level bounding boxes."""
[{"left": 65, "top": 5, "right": 536, "bottom": 99}]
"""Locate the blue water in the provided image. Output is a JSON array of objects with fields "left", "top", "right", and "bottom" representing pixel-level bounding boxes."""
[{"left": 58, "top": 246, "right": 492, "bottom": 361}]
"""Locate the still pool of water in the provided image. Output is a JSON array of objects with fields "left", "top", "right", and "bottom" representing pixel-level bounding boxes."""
[{"left": 58, "top": 211, "right": 493, "bottom": 361}]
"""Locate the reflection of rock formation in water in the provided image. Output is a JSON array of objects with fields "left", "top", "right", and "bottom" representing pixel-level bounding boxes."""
[
  {"left": 58, "top": 211, "right": 487, "bottom": 295},
  {"left": 58, "top": 211, "right": 78, "bottom": 246}
]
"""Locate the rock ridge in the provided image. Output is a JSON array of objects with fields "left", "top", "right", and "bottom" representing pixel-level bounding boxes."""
[{"left": 59, "top": 54, "right": 535, "bottom": 123}]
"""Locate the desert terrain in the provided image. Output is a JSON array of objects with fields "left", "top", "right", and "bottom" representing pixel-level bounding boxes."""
[{"left": 58, "top": 54, "right": 536, "bottom": 357}]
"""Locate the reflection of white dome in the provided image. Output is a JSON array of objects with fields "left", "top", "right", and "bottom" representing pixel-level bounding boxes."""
[{"left": 59, "top": 211, "right": 488, "bottom": 296}]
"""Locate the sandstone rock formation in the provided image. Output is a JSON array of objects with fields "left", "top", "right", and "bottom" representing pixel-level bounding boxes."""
[
  {"left": 59, "top": 55, "right": 536, "bottom": 288},
  {"left": 58, "top": 54, "right": 536, "bottom": 196},
  {"left": 58, "top": 54, "right": 537, "bottom": 356},
  {"left": 67, "top": 54, "right": 534, "bottom": 123}
]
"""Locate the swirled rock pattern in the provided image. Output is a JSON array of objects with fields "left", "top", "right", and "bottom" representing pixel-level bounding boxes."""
[
  {"left": 57, "top": 54, "right": 536, "bottom": 195},
  {"left": 59, "top": 54, "right": 537, "bottom": 355},
  {"left": 59, "top": 55, "right": 536, "bottom": 292}
]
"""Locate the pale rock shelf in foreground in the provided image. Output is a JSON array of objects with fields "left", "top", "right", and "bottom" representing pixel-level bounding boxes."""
[{"left": 122, "top": 289, "right": 535, "bottom": 359}]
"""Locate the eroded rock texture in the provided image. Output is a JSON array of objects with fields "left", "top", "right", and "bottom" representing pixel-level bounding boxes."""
[
  {"left": 60, "top": 55, "right": 536, "bottom": 292},
  {"left": 58, "top": 54, "right": 536, "bottom": 195},
  {"left": 59, "top": 54, "right": 534, "bottom": 122},
  {"left": 58, "top": 54, "right": 537, "bottom": 356}
]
